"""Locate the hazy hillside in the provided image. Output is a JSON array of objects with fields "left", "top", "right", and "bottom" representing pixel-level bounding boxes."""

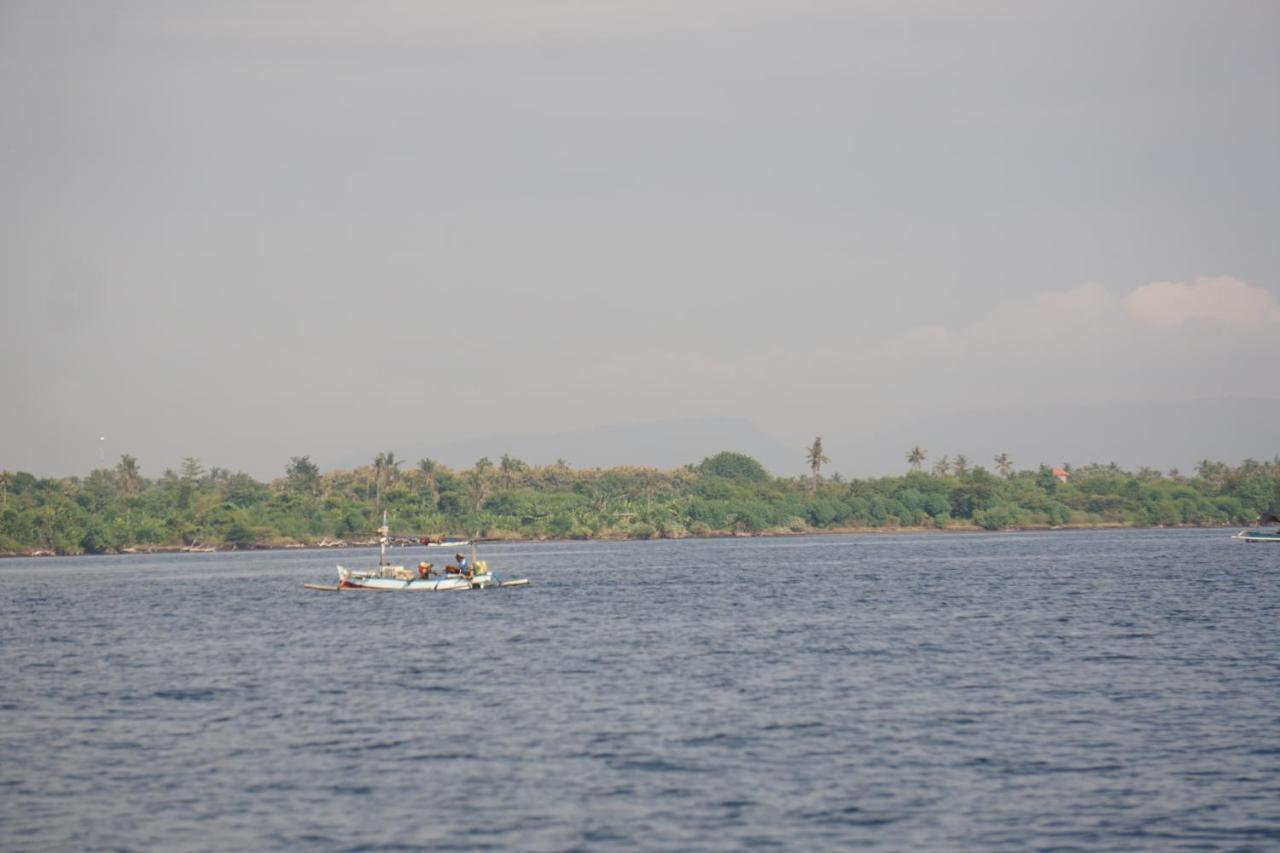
[
  {"left": 334, "top": 398, "right": 1278, "bottom": 480},
  {"left": 832, "top": 397, "right": 1280, "bottom": 478},
  {"left": 345, "top": 417, "right": 806, "bottom": 475}
]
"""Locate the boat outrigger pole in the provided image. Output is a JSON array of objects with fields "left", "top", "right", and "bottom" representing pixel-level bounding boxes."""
[{"left": 378, "top": 510, "right": 389, "bottom": 568}]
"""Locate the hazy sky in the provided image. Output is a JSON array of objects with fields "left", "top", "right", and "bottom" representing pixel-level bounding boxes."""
[{"left": 2, "top": 1, "right": 1278, "bottom": 479}]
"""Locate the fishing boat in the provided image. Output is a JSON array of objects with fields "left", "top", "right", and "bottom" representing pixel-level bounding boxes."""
[
  {"left": 421, "top": 536, "right": 472, "bottom": 548},
  {"left": 304, "top": 514, "right": 529, "bottom": 591},
  {"left": 1235, "top": 530, "right": 1280, "bottom": 542},
  {"left": 1233, "top": 512, "right": 1280, "bottom": 543}
]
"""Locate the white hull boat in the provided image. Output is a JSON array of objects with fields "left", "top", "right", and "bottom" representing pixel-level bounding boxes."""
[
  {"left": 1233, "top": 529, "right": 1280, "bottom": 543},
  {"left": 305, "top": 514, "right": 529, "bottom": 592},
  {"left": 423, "top": 538, "right": 471, "bottom": 548},
  {"left": 1233, "top": 512, "right": 1280, "bottom": 542},
  {"left": 336, "top": 569, "right": 474, "bottom": 591},
  {"left": 329, "top": 566, "right": 527, "bottom": 591}
]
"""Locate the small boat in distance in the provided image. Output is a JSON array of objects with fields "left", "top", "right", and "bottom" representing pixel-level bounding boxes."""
[
  {"left": 421, "top": 536, "right": 472, "bottom": 548},
  {"left": 1235, "top": 529, "right": 1280, "bottom": 542},
  {"left": 1233, "top": 511, "right": 1280, "bottom": 543},
  {"left": 304, "top": 513, "right": 529, "bottom": 591}
]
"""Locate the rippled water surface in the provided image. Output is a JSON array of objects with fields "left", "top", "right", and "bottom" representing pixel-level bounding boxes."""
[{"left": 2, "top": 529, "right": 1279, "bottom": 850}]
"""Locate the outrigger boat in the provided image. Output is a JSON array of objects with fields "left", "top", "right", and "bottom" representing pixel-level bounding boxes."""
[
  {"left": 304, "top": 514, "right": 529, "bottom": 591},
  {"left": 1234, "top": 511, "right": 1280, "bottom": 543},
  {"left": 1235, "top": 529, "right": 1280, "bottom": 543},
  {"left": 420, "top": 536, "right": 472, "bottom": 548}
]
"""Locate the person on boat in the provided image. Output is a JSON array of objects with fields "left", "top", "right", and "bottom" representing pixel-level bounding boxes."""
[
  {"left": 417, "top": 561, "right": 434, "bottom": 579},
  {"left": 442, "top": 552, "right": 470, "bottom": 576}
]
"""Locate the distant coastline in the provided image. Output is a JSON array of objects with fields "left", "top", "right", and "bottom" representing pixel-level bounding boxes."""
[
  {"left": 0, "top": 521, "right": 1245, "bottom": 560},
  {"left": 1, "top": 451, "right": 1274, "bottom": 558}
]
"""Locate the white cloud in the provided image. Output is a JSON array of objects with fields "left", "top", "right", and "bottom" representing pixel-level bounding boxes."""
[
  {"left": 893, "top": 277, "right": 1279, "bottom": 359},
  {"left": 886, "top": 324, "right": 969, "bottom": 359},
  {"left": 1121, "top": 276, "right": 1280, "bottom": 329},
  {"left": 969, "top": 281, "right": 1124, "bottom": 348}
]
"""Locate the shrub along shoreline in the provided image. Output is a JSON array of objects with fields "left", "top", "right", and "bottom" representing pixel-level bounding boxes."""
[
  {"left": 0, "top": 521, "right": 1243, "bottom": 559},
  {"left": 1, "top": 451, "right": 1275, "bottom": 557}
]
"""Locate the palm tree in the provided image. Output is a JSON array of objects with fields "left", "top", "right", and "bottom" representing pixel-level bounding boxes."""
[
  {"left": 373, "top": 452, "right": 386, "bottom": 507},
  {"left": 907, "top": 446, "right": 927, "bottom": 471},
  {"left": 994, "top": 452, "right": 1013, "bottom": 479},
  {"left": 467, "top": 457, "right": 494, "bottom": 513},
  {"left": 932, "top": 455, "right": 951, "bottom": 477},
  {"left": 180, "top": 457, "right": 205, "bottom": 482},
  {"left": 0, "top": 470, "right": 9, "bottom": 509},
  {"left": 806, "top": 437, "right": 830, "bottom": 490},
  {"left": 373, "top": 452, "right": 400, "bottom": 508},
  {"left": 1195, "top": 459, "right": 1226, "bottom": 486},
  {"left": 115, "top": 454, "right": 141, "bottom": 496},
  {"left": 499, "top": 453, "right": 527, "bottom": 488},
  {"left": 953, "top": 455, "right": 969, "bottom": 477},
  {"left": 550, "top": 458, "right": 574, "bottom": 489},
  {"left": 417, "top": 458, "right": 440, "bottom": 510}
]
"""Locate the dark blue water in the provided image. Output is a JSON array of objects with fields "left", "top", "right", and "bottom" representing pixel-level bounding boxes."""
[{"left": 2, "top": 529, "right": 1278, "bottom": 850}]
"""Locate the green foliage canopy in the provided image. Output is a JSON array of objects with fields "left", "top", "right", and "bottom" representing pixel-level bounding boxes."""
[{"left": 1, "top": 452, "right": 1276, "bottom": 555}]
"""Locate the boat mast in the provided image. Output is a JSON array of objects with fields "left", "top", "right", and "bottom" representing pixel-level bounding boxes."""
[{"left": 378, "top": 509, "right": 389, "bottom": 567}]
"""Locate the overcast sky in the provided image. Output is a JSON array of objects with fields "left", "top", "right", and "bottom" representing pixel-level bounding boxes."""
[{"left": 2, "top": 1, "right": 1278, "bottom": 480}]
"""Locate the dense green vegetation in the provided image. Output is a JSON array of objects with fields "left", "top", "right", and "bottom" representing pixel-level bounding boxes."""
[{"left": 1, "top": 449, "right": 1277, "bottom": 555}]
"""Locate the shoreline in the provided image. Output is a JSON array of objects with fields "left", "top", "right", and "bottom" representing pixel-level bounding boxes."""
[{"left": 0, "top": 522, "right": 1243, "bottom": 560}]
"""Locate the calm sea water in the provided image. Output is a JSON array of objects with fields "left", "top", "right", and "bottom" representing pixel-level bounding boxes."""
[{"left": 2, "top": 529, "right": 1278, "bottom": 851}]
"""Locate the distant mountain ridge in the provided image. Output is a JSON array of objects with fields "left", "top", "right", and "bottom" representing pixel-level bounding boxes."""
[
  {"left": 832, "top": 396, "right": 1280, "bottom": 478},
  {"left": 337, "top": 397, "right": 1277, "bottom": 480},
  {"left": 343, "top": 417, "right": 806, "bottom": 476}
]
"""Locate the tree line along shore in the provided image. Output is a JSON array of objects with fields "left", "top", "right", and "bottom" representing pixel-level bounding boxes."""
[{"left": 1, "top": 446, "right": 1277, "bottom": 557}]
